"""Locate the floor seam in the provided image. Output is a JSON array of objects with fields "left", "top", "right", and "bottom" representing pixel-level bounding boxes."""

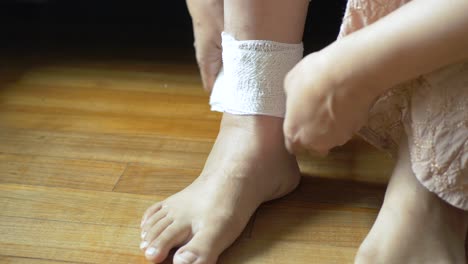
[{"left": 112, "top": 162, "right": 130, "bottom": 192}]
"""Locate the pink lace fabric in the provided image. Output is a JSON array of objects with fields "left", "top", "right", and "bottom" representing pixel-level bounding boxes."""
[{"left": 339, "top": 0, "right": 468, "bottom": 210}]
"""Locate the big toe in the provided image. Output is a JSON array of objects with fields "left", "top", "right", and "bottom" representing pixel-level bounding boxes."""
[{"left": 174, "top": 230, "right": 228, "bottom": 264}]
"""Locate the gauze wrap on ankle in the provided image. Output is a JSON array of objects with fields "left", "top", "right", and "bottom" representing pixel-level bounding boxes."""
[{"left": 210, "top": 32, "right": 304, "bottom": 118}]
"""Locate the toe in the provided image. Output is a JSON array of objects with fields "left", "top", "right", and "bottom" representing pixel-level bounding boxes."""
[
  {"left": 174, "top": 250, "right": 199, "bottom": 264},
  {"left": 143, "top": 217, "right": 173, "bottom": 247},
  {"left": 141, "top": 202, "right": 163, "bottom": 227},
  {"left": 141, "top": 208, "right": 168, "bottom": 235},
  {"left": 145, "top": 223, "right": 191, "bottom": 263},
  {"left": 174, "top": 230, "right": 224, "bottom": 264}
]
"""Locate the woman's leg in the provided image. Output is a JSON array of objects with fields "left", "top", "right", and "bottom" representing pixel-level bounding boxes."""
[
  {"left": 355, "top": 137, "right": 468, "bottom": 264},
  {"left": 225, "top": 0, "right": 308, "bottom": 43},
  {"left": 140, "top": 1, "right": 309, "bottom": 263}
]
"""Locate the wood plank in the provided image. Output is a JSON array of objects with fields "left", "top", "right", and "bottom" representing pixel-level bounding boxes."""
[
  {"left": 0, "top": 153, "right": 125, "bottom": 191},
  {"left": 248, "top": 177, "right": 383, "bottom": 248},
  {"left": 279, "top": 176, "right": 386, "bottom": 209},
  {"left": 0, "top": 256, "right": 81, "bottom": 264},
  {"left": 0, "top": 61, "right": 398, "bottom": 264},
  {"left": 0, "top": 127, "right": 391, "bottom": 184},
  {"left": 18, "top": 65, "right": 204, "bottom": 95},
  {"left": 0, "top": 215, "right": 355, "bottom": 264},
  {"left": 0, "top": 183, "right": 354, "bottom": 263},
  {"left": 0, "top": 183, "right": 255, "bottom": 238},
  {"left": 0, "top": 129, "right": 211, "bottom": 169},
  {"left": 0, "top": 83, "right": 219, "bottom": 121},
  {"left": 251, "top": 203, "right": 377, "bottom": 248},
  {"left": 0, "top": 184, "right": 150, "bottom": 263},
  {"left": 220, "top": 238, "right": 355, "bottom": 264},
  {"left": 0, "top": 64, "right": 394, "bottom": 185},
  {"left": 0, "top": 66, "right": 220, "bottom": 139},
  {"left": 0, "top": 216, "right": 145, "bottom": 264},
  {"left": 113, "top": 163, "right": 200, "bottom": 196},
  {"left": 0, "top": 108, "right": 220, "bottom": 140},
  {"left": 0, "top": 184, "right": 157, "bottom": 226},
  {"left": 0, "top": 184, "right": 255, "bottom": 263}
]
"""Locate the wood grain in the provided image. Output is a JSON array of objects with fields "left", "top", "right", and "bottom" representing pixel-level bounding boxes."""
[
  {"left": 252, "top": 204, "right": 377, "bottom": 248},
  {"left": 0, "top": 256, "right": 81, "bottom": 264},
  {"left": 0, "top": 216, "right": 144, "bottom": 264},
  {"left": 0, "top": 60, "right": 408, "bottom": 264},
  {"left": 220, "top": 238, "right": 356, "bottom": 264},
  {"left": 0, "top": 153, "right": 125, "bottom": 191},
  {"left": 0, "top": 129, "right": 211, "bottom": 170},
  {"left": 0, "top": 184, "right": 254, "bottom": 263},
  {"left": 0, "top": 184, "right": 156, "bottom": 226},
  {"left": 113, "top": 163, "right": 201, "bottom": 196}
]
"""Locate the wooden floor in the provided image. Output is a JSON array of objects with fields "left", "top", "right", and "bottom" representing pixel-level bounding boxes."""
[{"left": 0, "top": 57, "right": 399, "bottom": 263}]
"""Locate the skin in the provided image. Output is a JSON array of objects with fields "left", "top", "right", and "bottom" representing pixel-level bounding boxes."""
[
  {"left": 140, "top": 114, "right": 301, "bottom": 264},
  {"left": 187, "top": 0, "right": 309, "bottom": 92},
  {"left": 283, "top": 0, "right": 468, "bottom": 262},
  {"left": 283, "top": 0, "right": 468, "bottom": 155},
  {"left": 224, "top": 0, "right": 308, "bottom": 43},
  {"left": 141, "top": 0, "right": 468, "bottom": 263},
  {"left": 140, "top": 1, "right": 309, "bottom": 263},
  {"left": 355, "top": 137, "right": 468, "bottom": 264},
  {"left": 186, "top": 0, "right": 224, "bottom": 92}
]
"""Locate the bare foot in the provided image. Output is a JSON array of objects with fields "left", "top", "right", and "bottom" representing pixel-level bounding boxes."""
[
  {"left": 140, "top": 114, "right": 300, "bottom": 264},
  {"left": 355, "top": 138, "right": 468, "bottom": 264}
]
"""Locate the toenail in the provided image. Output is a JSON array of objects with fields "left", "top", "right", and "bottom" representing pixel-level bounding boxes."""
[
  {"left": 139, "top": 241, "right": 149, "bottom": 250},
  {"left": 141, "top": 231, "right": 147, "bottom": 239},
  {"left": 175, "top": 251, "right": 198, "bottom": 263},
  {"left": 146, "top": 247, "right": 159, "bottom": 257}
]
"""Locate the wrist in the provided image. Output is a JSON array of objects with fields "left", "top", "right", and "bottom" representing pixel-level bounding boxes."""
[{"left": 320, "top": 39, "right": 385, "bottom": 105}]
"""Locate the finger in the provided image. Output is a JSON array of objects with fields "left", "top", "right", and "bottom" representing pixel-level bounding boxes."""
[
  {"left": 283, "top": 121, "right": 300, "bottom": 154},
  {"left": 305, "top": 135, "right": 334, "bottom": 157},
  {"left": 193, "top": 28, "right": 222, "bottom": 93},
  {"left": 310, "top": 148, "right": 329, "bottom": 157},
  {"left": 284, "top": 137, "right": 297, "bottom": 154},
  {"left": 290, "top": 135, "right": 329, "bottom": 157},
  {"left": 198, "top": 58, "right": 222, "bottom": 92},
  {"left": 291, "top": 130, "right": 331, "bottom": 157},
  {"left": 284, "top": 136, "right": 312, "bottom": 156},
  {"left": 283, "top": 70, "right": 294, "bottom": 95}
]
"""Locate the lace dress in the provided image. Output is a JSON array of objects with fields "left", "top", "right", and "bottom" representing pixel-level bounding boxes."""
[{"left": 339, "top": 0, "right": 468, "bottom": 210}]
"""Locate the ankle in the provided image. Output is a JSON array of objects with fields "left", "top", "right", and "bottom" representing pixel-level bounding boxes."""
[{"left": 221, "top": 113, "right": 284, "bottom": 135}]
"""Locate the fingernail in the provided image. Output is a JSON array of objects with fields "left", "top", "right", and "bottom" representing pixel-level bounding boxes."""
[
  {"left": 139, "top": 241, "right": 149, "bottom": 250},
  {"left": 146, "top": 247, "right": 158, "bottom": 257},
  {"left": 141, "top": 231, "right": 147, "bottom": 239},
  {"left": 175, "top": 251, "right": 198, "bottom": 263}
]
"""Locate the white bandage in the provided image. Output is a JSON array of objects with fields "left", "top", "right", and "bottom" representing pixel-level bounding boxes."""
[{"left": 210, "top": 32, "right": 304, "bottom": 118}]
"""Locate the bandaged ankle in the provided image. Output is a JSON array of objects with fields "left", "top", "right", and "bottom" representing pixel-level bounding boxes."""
[{"left": 210, "top": 32, "right": 304, "bottom": 118}]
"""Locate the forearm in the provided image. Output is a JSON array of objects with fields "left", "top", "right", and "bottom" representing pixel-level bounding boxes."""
[{"left": 327, "top": 0, "right": 468, "bottom": 95}]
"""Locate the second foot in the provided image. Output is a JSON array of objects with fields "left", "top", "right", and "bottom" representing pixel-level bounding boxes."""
[
  {"left": 140, "top": 114, "right": 301, "bottom": 264},
  {"left": 355, "top": 140, "right": 468, "bottom": 264}
]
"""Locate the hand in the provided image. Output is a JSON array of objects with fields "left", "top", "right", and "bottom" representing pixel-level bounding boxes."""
[
  {"left": 283, "top": 50, "right": 376, "bottom": 156},
  {"left": 186, "top": 0, "right": 224, "bottom": 92}
]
